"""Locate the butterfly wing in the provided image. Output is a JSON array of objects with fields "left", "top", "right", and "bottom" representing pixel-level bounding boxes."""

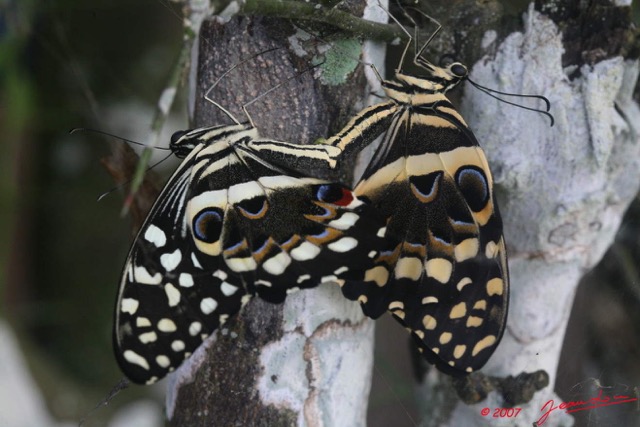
[
  {"left": 242, "top": 139, "right": 393, "bottom": 313},
  {"left": 345, "top": 106, "right": 509, "bottom": 375},
  {"left": 114, "top": 127, "right": 388, "bottom": 384},
  {"left": 213, "top": 141, "right": 389, "bottom": 304},
  {"left": 113, "top": 136, "right": 248, "bottom": 385}
]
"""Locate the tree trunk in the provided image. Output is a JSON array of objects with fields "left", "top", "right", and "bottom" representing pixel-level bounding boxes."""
[
  {"left": 166, "top": 5, "right": 388, "bottom": 425},
  {"left": 415, "top": 2, "right": 640, "bottom": 426}
]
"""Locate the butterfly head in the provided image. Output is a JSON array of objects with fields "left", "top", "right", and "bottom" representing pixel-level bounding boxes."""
[
  {"left": 389, "top": 55, "right": 468, "bottom": 97},
  {"left": 170, "top": 129, "right": 198, "bottom": 159},
  {"left": 420, "top": 55, "right": 467, "bottom": 91}
]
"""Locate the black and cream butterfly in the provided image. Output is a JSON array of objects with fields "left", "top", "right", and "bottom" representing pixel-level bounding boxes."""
[
  {"left": 113, "top": 123, "right": 387, "bottom": 384},
  {"left": 339, "top": 55, "right": 509, "bottom": 375},
  {"left": 256, "top": 31, "right": 516, "bottom": 375}
]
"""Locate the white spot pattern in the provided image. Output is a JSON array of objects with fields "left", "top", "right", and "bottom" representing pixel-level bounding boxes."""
[
  {"left": 220, "top": 282, "right": 239, "bottom": 296},
  {"left": 327, "top": 237, "right": 358, "bottom": 253},
  {"left": 290, "top": 241, "right": 320, "bottom": 261},
  {"left": 189, "top": 322, "right": 202, "bottom": 336},
  {"left": 171, "top": 340, "right": 185, "bottom": 352},
  {"left": 158, "top": 318, "right": 177, "bottom": 332},
  {"left": 139, "top": 332, "right": 158, "bottom": 344},
  {"left": 333, "top": 266, "right": 349, "bottom": 275},
  {"left": 200, "top": 297, "right": 218, "bottom": 315},
  {"left": 136, "top": 317, "right": 151, "bottom": 327},
  {"left": 156, "top": 355, "right": 170, "bottom": 368},
  {"left": 133, "top": 266, "right": 162, "bottom": 285},
  {"left": 144, "top": 224, "right": 166, "bottom": 247},
  {"left": 255, "top": 280, "right": 272, "bottom": 287},
  {"left": 262, "top": 252, "right": 291, "bottom": 275},
  {"left": 328, "top": 212, "right": 359, "bottom": 230},
  {"left": 226, "top": 256, "right": 258, "bottom": 272},
  {"left": 179, "top": 273, "right": 194, "bottom": 288},
  {"left": 121, "top": 298, "right": 139, "bottom": 314},
  {"left": 191, "top": 252, "right": 203, "bottom": 269},
  {"left": 160, "top": 249, "right": 182, "bottom": 272},
  {"left": 124, "top": 350, "right": 149, "bottom": 370},
  {"left": 297, "top": 274, "right": 311, "bottom": 284},
  {"left": 213, "top": 270, "right": 228, "bottom": 280},
  {"left": 164, "top": 283, "right": 181, "bottom": 307}
]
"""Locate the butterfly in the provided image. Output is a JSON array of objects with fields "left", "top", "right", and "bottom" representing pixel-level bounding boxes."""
[
  {"left": 113, "top": 123, "right": 388, "bottom": 384},
  {"left": 307, "top": 48, "right": 512, "bottom": 376}
]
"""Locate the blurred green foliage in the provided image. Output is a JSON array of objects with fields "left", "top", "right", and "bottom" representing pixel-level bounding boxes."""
[{"left": 2, "top": 0, "right": 183, "bottom": 422}]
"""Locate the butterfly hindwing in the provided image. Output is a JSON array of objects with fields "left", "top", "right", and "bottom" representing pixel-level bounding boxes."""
[
  {"left": 357, "top": 122, "right": 508, "bottom": 374},
  {"left": 224, "top": 144, "right": 388, "bottom": 304},
  {"left": 241, "top": 139, "right": 394, "bottom": 315}
]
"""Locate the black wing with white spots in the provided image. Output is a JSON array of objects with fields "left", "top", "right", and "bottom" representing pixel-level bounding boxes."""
[{"left": 113, "top": 123, "right": 386, "bottom": 384}]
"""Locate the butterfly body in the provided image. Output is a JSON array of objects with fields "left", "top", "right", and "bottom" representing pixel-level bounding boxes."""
[{"left": 114, "top": 123, "right": 387, "bottom": 384}]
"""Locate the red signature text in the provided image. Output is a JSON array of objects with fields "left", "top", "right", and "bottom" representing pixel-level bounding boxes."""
[{"left": 536, "top": 390, "right": 638, "bottom": 425}]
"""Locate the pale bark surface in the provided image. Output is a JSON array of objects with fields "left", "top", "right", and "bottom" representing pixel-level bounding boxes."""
[{"left": 417, "top": 3, "right": 639, "bottom": 426}]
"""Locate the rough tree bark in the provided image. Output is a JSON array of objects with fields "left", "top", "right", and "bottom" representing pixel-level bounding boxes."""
[
  {"left": 415, "top": 2, "right": 640, "bottom": 426},
  {"left": 165, "top": 3, "right": 388, "bottom": 426}
]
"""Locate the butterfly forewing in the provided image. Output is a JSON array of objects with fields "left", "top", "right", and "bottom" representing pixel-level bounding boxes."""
[
  {"left": 114, "top": 126, "right": 252, "bottom": 384},
  {"left": 240, "top": 138, "right": 397, "bottom": 314},
  {"left": 114, "top": 124, "right": 387, "bottom": 384}
]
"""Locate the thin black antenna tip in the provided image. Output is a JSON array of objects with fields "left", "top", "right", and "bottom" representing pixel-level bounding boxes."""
[
  {"left": 547, "top": 112, "right": 555, "bottom": 127},
  {"left": 467, "top": 78, "right": 555, "bottom": 127},
  {"left": 71, "top": 127, "right": 171, "bottom": 150},
  {"left": 538, "top": 95, "right": 551, "bottom": 112}
]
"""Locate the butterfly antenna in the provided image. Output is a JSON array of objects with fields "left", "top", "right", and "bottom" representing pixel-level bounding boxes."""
[
  {"left": 467, "top": 78, "right": 555, "bottom": 126},
  {"left": 98, "top": 151, "right": 174, "bottom": 202},
  {"left": 204, "top": 47, "right": 283, "bottom": 126},
  {"left": 69, "top": 128, "right": 171, "bottom": 150},
  {"left": 383, "top": 5, "right": 553, "bottom": 126},
  {"left": 78, "top": 378, "right": 130, "bottom": 426},
  {"left": 467, "top": 77, "right": 551, "bottom": 111},
  {"left": 241, "top": 61, "right": 326, "bottom": 125}
]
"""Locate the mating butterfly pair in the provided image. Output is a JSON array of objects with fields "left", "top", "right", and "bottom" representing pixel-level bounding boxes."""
[{"left": 113, "top": 42, "right": 509, "bottom": 385}]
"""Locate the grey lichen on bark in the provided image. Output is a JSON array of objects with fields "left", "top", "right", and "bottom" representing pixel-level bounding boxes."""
[
  {"left": 416, "top": 3, "right": 640, "bottom": 427},
  {"left": 165, "top": 3, "right": 387, "bottom": 425}
]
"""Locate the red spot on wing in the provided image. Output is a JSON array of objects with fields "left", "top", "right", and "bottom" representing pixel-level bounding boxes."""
[{"left": 333, "top": 188, "right": 354, "bottom": 206}]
